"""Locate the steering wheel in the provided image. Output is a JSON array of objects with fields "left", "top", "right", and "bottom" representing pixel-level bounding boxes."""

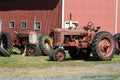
[{"left": 87, "top": 21, "right": 94, "bottom": 30}]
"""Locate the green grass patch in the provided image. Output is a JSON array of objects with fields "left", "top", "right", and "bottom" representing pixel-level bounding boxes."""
[
  {"left": 0, "top": 54, "right": 120, "bottom": 68},
  {"left": 0, "top": 54, "right": 120, "bottom": 78}
]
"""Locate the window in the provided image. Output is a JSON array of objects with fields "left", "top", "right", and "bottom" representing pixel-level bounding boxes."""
[
  {"left": 9, "top": 21, "right": 15, "bottom": 28},
  {"left": 35, "top": 22, "right": 41, "bottom": 30},
  {"left": 21, "top": 21, "right": 27, "bottom": 29}
]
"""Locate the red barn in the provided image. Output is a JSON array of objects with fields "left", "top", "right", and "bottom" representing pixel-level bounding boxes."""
[
  {"left": 0, "top": 0, "right": 120, "bottom": 40},
  {"left": 0, "top": 0, "right": 62, "bottom": 39},
  {"left": 63, "top": 0, "right": 120, "bottom": 34}
]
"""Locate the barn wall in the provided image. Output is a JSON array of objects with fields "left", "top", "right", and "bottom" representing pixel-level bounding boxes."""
[
  {"left": 0, "top": 0, "right": 62, "bottom": 39},
  {"left": 0, "top": 0, "right": 119, "bottom": 40},
  {"left": 64, "top": 0, "right": 116, "bottom": 34},
  {"left": 118, "top": 0, "right": 120, "bottom": 33}
]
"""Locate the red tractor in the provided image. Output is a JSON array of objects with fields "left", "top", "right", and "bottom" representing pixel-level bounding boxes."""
[
  {"left": 49, "top": 22, "right": 115, "bottom": 61},
  {"left": 13, "top": 30, "right": 53, "bottom": 56}
]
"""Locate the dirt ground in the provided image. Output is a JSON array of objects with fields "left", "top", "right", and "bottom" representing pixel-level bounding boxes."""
[{"left": 0, "top": 63, "right": 120, "bottom": 78}]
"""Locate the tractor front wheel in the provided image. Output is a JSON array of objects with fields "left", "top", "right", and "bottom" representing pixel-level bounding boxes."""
[
  {"left": 26, "top": 45, "right": 42, "bottom": 56},
  {"left": 53, "top": 48, "right": 66, "bottom": 61},
  {"left": 91, "top": 31, "right": 115, "bottom": 60}
]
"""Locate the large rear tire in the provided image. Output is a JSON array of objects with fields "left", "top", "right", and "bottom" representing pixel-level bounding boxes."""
[
  {"left": 113, "top": 33, "right": 120, "bottom": 55},
  {"left": 0, "top": 47, "right": 10, "bottom": 57},
  {"left": 1, "top": 32, "right": 12, "bottom": 53},
  {"left": 39, "top": 35, "right": 53, "bottom": 55},
  {"left": 0, "top": 32, "right": 12, "bottom": 57},
  {"left": 91, "top": 31, "right": 115, "bottom": 60}
]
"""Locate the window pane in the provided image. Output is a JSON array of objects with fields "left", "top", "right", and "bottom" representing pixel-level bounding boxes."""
[
  {"left": 21, "top": 22, "right": 27, "bottom": 29},
  {"left": 10, "top": 21, "right": 14, "bottom": 28},
  {"left": 35, "top": 22, "right": 40, "bottom": 30}
]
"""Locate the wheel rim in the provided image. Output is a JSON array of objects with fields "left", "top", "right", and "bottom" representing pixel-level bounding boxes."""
[
  {"left": 56, "top": 52, "right": 64, "bottom": 61},
  {"left": 29, "top": 47, "right": 35, "bottom": 55},
  {"left": 98, "top": 37, "right": 113, "bottom": 58}
]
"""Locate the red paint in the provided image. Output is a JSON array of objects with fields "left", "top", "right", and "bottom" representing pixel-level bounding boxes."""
[
  {"left": 64, "top": 0, "right": 116, "bottom": 34},
  {"left": 118, "top": 0, "right": 120, "bottom": 33}
]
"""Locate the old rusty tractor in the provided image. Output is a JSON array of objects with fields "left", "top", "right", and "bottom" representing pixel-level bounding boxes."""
[
  {"left": 49, "top": 22, "right": 115, "bottom": 61},
  {"left": 13, "top": 29, "right": 53, "bottom": 56}
]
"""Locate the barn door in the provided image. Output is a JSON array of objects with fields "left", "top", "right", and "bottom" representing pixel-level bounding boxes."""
[{"left": 0, "top": 20, "right": 2, "bottom": 32}]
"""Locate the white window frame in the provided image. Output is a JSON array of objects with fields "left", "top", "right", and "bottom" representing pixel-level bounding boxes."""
[
  {"left": 21, "top": 21, "right": 27, "bottom": 29},
  {"left": 0, "top": 19, "right": 2, "bottom": 32},
  {"left": 9, "top": 20, "right": 15, "bottom": 29},
  {"left": 34, "top": 21, "right": 41, "bottom": 30}
]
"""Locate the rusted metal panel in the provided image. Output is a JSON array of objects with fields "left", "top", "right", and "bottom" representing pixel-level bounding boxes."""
[{"left": 64, "top": 0, "right": 116, "bottom": 34}]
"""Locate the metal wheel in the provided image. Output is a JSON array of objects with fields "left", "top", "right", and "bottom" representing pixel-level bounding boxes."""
[
  {"left": 91, "top": 31, "right": 115, "bottom": 60},
  {"left": 26, "top": 45, "right": 42, "bottom": 56},
  {"left": 98, "top": 37, "right": 113, "bottom": 58},
  {"left": 53, "top": 48, "right": 66, "bottom": 61}
]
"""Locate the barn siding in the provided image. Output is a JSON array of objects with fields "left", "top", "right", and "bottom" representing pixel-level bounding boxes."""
[
  {"left": 0, "top": 0, "right": 62, "bottom": 39},
  {"left": 118, "top": 0, "right": 120, "bottom": 33},
  {"left": 64, "top": 0, "right": 116, "bottom": 34},
  {"left": 0, "top": 0, "right": 119, "bottom": 40}
]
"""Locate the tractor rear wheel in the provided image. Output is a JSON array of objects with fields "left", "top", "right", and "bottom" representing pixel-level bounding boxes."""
[
  {"left": 39, "top": 35, "right": 53, "bottom": 55},
  {"left": 0, "top": 47, "right": 10, "bottom": 57},
  {"left": 113, "top": 33, "right": 120, "bottom": 55},
  {"left": 1, "top": 32, "right": 12, "bottom": 53},
  {"left": 0, "top": 32, "right": 12, "bottom": 56},
  {"left": 91, "top": 31, "right": 115, "bottom": 60},
  {"left": 53, "top": 48, "right": 66, "bottom": 61}
]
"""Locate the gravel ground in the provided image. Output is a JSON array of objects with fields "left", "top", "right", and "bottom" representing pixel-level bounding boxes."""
[
  {"left": 0, "top": 62, "right": 120, "bottom": 80},
  {"left": 0, "top": 63, "right": 120, "bottom": 78},
  {"left": 0, "top": 77, "right": 120, "bottom": 80}
]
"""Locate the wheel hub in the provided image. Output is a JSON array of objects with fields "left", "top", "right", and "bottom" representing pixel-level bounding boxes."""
[
  {"left": 99, "top": 39, "right": 112, "bottom": 57},
  {"left": 29, "top": 48, "right": 35, "bottom": 55},
  {"left": 56, "top": 52, "right": 64, "bottom": 61}
]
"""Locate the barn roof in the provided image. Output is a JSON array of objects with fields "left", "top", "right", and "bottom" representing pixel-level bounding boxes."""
[{"left": 0, "top": 0, "right": 60, "bottom": 10}]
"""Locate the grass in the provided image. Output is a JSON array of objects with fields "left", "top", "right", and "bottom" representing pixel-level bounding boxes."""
[
  {"left": 0, "top": 49, "right": 120, "bottom": 78},
  {"left": 0, "top": 53, "right": 120, "bottom": 68}
]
